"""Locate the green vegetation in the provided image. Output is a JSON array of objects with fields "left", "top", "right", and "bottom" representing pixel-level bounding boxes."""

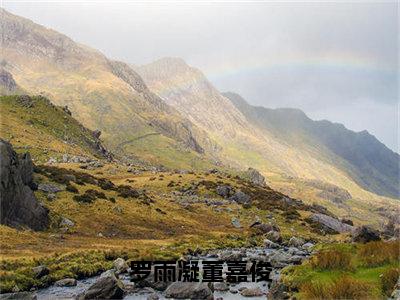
[{"left": 283, "top": 241, "right": 400, "bottom": 299}]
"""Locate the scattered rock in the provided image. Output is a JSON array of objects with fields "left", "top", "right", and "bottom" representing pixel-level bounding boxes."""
[
  {"left": 60, "top": 217, "right": 74, "bottom": 228},
  {"left": 164, "top": 282, "right": 212, "bottom": 299},
  {"left": 240, "top": 287, "right": 264, "bottom": 297},
  {"left": 231, "top": 217, "right": 242, "bottom": 228},
  {"left": 288, "top": 237, "right": 305, "bottom": 248},
  {"left": 38, "top": 183, "right": 66, "bottom": 193},
  {"left": 216, "top": 185, "right": 233, "bottom": 198},
  {"left": 46, "top": 193, "right": 56, "bottom": 201},
  {"left": 307, "top": 213, "right": 353, "bottom": 233},
  {"left": 301, "top": 242, "right": 315, "bottom": 251},
  {"left": 250, "top": 223, "right": 278, "bottom": 234},
  {"left": 265, "top": 230, "right": 282, "bottom": 243},
  {"left": 352, "top": 226, "right": 381, "bottom": 243},
  {"left": 113, "top": 258, "right": 129, "bottom": 274},
  {"left": 55, "top": 278, "right": 77, "bottom": 287},
  {"left": 32, "top": 266, "right": 49, "bottom": 279},
  {"left": 246, "top": 167, "right": 267, "bottom": 187},
  {"left": 229, "top": 190, "right": 251, "bottom": 204},
  {"left": 82, "top": 271, "right": 124, "bottom": 299},
  {"left": 264, "top": 238, "right": 280, "bottom": 249},
  {"left": 0, "top": 140, "right": 49, "bottom": 230},
  {"left": 213, "top": 282, "right": 229, "bottom": 292}
]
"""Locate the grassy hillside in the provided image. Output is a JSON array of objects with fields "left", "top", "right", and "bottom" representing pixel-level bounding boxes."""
[{"left": 0, "top": 95, "right": 109, "bottom": 163}]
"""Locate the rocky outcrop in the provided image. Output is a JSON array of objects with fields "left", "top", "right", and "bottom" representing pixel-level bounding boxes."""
[
  {"left": 352, "top": 226, "right": 381, "bottom": 243},
  {"left": 246, "top": 167, "right": 267, "bottom": 187},
  {"left": 0, "top": 140, "right": 49, "bottom": 230},
  {"left": 0, "top": 69, "right": 17, "bottom": 93},
  {"left": 307, "top": 213, "right": 353, "bottom": 234}
]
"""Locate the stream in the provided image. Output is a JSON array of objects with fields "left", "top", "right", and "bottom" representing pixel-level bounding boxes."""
[{"left": 34, "top": 245, "right": 310, "bottom": 299}]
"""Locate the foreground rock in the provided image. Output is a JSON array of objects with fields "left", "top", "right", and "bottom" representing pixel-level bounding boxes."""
[
  {"left": 0, "top": 140, "right": 49, "bottom": 230},
  {"left": 164, "top": 282, "right": 212, "bottom": 299},
  {"left": 307, "top": 213, "right": 353, "bottom": 233},
  {"left": 113, "top": 258, "right": 129, "bottom": 273},
  {"left": 81, "top": 271, "right": 124, "bottom": 299},
  {"left": 240, "top": 287, "right": 264, "bottom": 297},
  {"left": 54, "top": 278, "right": 77, "bottom": 287},
  {"left": 352, "top": 225, "right": 381, "bottom": 243}
]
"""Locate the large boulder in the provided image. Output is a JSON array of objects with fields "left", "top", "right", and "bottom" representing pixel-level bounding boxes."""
[
  {"left": 164, "top": 282, "right": 212, "bottom": 299},
  {"left": 0, "top": 292, "right": 36, "bottom": 300},
  {"left": 352, "top": 226, "right": 381, "bottom": 243},
  {"left": 0, "top": 140, "right": 49, "bottom": 230},
  {"left": 82, "top": 271, "right": 124, "bottom": 299},
  {"left": 307, "top": 213, "right": 353, "bottom": 234},
  {"left": 246, "top": 167, "right": 267, "bottom": 187},
  {"left": 215, "top": 185, "right": 233, "bottom": 198},
  {"left": 229, "top": 190, "right": 251, "bottom": 204},
  {"left": 113, "top": 258, "right": 129, "bottom": 273}
]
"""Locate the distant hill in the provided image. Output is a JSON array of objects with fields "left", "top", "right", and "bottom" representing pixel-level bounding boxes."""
[
  {"left": 0, "top": 8, "right": 215, "bottom": 170},
  {"left": 224, "top": 92, "right": 399, "bottom": 199}
]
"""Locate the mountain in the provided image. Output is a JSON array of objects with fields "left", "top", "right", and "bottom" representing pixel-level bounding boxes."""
[
  {"left": 225, "top": 92, "right": 400, "bottom": 199},
  {"left": 0, "top": 8, "right": 215, "bottom": 170}
]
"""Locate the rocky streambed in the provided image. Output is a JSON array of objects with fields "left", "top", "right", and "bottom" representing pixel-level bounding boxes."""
[{"left": 25, "top": 239, "right": 313, "bottom": 300}]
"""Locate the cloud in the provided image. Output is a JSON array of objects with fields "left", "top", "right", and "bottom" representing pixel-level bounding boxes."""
[{"left": 3, "top": 1, "right": 398, "bottom": 151}]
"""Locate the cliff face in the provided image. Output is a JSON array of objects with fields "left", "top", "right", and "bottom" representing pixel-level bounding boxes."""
[{"left": 0, "top": 139, "right": 49, "bottom": 230}]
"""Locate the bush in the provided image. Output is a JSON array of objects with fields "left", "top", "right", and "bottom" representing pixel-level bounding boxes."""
[
  {"left": 116, "top": 185, "right": 139, "bottom": 198},
  {"left": 381, "top": 268, "right": 399, "bottom": 296},
  {"left": 301, "top": 276, "right": 373, "bottom": 299},
  {"left": 310, "top": 248, "right": 352, "bottom": 270},
  {"left": 359, "top": 240, "right": 400, "bottom": 267},
  {"left": 66, "top": 183, "right": 79, "bottom": 193}
]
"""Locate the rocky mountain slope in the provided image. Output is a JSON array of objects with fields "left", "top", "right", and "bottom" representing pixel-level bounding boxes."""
[
  {"left": 0, "top": 94, "right": 111, "bottom": 163},
  {"left": 225, "top": 92, "right": 400, "bottom": 199},
  {"left": 0, "top": 8, "right": 214, "bottom": 170}
]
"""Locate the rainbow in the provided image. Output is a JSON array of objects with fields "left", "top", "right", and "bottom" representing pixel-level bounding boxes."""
[{"left": 151, "top": 51, "right": 395, "bottom": 98}]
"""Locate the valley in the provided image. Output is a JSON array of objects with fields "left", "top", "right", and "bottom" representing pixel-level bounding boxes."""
[{"left": 0, "top": 7, "right": 399, "bottom": 300}]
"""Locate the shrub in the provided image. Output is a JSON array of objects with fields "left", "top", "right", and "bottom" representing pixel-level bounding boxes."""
[
  {"left": 301, "top": 276, "right": 373, "bottom": 299},
  {"left": 66, "top": 183, "right": 79, "bottom": 194},
  {"left": 359, "top": 240, "right": 400, "bottom": 267},
  {"left": 116, "top": 185, "right": 139, "bottom": 198},
  {"left": 310, "top": 248, "right": 352, "bottom": 270},
  {"left": 381, "top": 268, "right": 399, "bottom": 296}
]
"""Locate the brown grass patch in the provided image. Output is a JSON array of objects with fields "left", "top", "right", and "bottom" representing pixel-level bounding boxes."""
[
  {"left": 310, "top": 248, "right": 353, "bottom": 270},
  {"left": 359, "top": 240, "right": 400, "bottom": 267}
]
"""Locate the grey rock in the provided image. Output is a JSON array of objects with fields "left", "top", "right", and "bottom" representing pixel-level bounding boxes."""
[
  {"left": 308, "top": 213, "right": 353, "bottom": 233},
  {"left": 267, "top": 281, "right": 290, "bottom": 300},
  {"left": 240, "top": 287, "right": 264, "bottom": 297},
  {"left": 113, "top": 258, "right": 129, "bottom": 273},
  {"left": 265, "top": 231, "right": 282, "bottom": 243},
  {"left": 213, "top": 282, "right": 229, "bottom": 291},
  {"left": 32, "top": 265, "right": 49, "bottom": 279},
  {"left": 38, "top": 183, "right": 65, "bottom": 193},
  {"left": 264, "top": 238, "right": 280, "bottom": 249},
  {"left": 83, "top": 271, "right": 124, "bottom": 299},
  {"left": 352, "top": 226, "right": 381, "bottom": 243},
  {"left": 55, "top": 278, "right": 77, "bottom": 287},
  {"left": 231, "top": 217, "right": 242, "bottom": 228},
  {"left": 0, "top": 140, "right": 49, "bottom": 230},
  {"left": 60, "top": 217, "right": 74, "bottom": 227},
  {"left": 229, "top": 288, "right": 238, "bottom": 294},
  {"left": 46, "top": 193, "right": 56, "bottom": 201},
  {"left": 246, "top": 167, "right": 267, "bottom": 187},
  {"left": 229, "top": 190, "right": 250, "bottom": 204},
  {"left": 302, "top": 242, "right": 315, "bottom": 251},
  {"left": 165, "top": 282, "right": 212, "bottom": 299},
  {"left": 288, "top": 237, "right": 305, "bottom": 247},
  {"left": 216, "top": 185, "right": 233, "bottom": 198}
]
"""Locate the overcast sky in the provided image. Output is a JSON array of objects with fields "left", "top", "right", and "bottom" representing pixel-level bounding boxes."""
[{"left": 3, "top": 1, "right": 399, "bottom": 152}]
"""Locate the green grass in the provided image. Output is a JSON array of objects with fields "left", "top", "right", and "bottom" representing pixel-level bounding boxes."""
[{"left": 282, "top": 241, "right": 400, "bottom": 299}]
